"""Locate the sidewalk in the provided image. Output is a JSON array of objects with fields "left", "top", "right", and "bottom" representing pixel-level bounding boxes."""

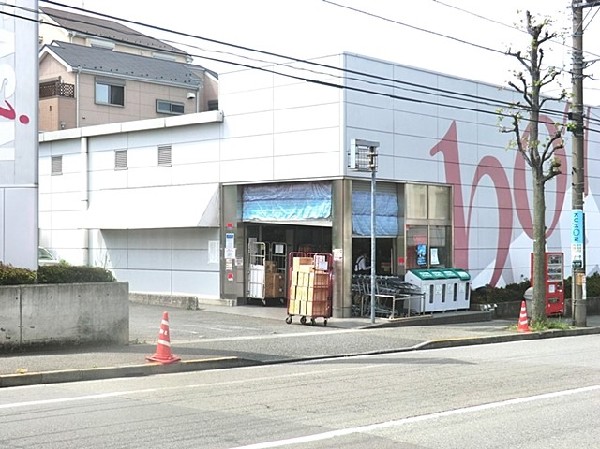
[{"left": 1, "top": 303, "right": 599, "bottom": 388}]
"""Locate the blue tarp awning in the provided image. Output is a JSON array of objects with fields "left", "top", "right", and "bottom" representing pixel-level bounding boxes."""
[
  {"left": 352, "top": 189, "right": 399, "bottom": 236},
  {"left": 243, "top": 182, "right": 332, "bottom": 223}
]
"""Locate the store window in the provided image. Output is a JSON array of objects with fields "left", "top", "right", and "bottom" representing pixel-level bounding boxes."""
[{"left": 405, "top": 184, "right": 452, "bottom": 269}]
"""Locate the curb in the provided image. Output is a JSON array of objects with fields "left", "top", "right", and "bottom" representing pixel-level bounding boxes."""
[
  {"left": 0, "top": 356, "right": 261, "bottom": 388},
  {"left": 2, "top": 326, "right": 599, "bottom": 389},
  {"left": 418, "top": 326, "right": 600, "bottom": 350}
]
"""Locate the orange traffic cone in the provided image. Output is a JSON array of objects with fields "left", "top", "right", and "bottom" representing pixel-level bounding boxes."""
[
  {"left": 517, "top": 300, "right": 531, "bottom": 333},
  {"left": 146, "top": 311, "right": 181, "bottom": 364}
]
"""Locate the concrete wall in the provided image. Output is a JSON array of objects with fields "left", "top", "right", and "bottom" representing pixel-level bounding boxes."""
[{"left": 0, "top": 282, "right": 128, "bottom": 350}]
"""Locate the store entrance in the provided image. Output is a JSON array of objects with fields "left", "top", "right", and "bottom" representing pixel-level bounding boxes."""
[
  {"left": 246, "top": 224, "right": 332, "bottom": 254},
  {"left": 245, "top": 224, "right": 332, "bottom": 306},
  {"left": 352, "top": 237, "right": 395, "bottom": 276}
]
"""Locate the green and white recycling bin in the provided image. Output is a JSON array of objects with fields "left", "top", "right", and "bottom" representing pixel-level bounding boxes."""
[
  {"left": 405, "top": 269, "right": 442, "bottom": 313},
  {"left": 451, "top": 268, "right": 471, "bottom": 310},
  {"left": 439, "top": 268, "right": 460, "bottom": 311}
]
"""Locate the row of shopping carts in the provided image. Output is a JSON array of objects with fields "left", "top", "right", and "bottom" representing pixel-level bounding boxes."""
[{"left": 351, "top": 275, "right": 425, "bottom": 318}]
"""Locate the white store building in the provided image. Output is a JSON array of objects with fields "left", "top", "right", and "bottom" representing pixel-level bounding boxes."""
[{"left": 38, "top": 52, "right": 600, "bottom": 318}]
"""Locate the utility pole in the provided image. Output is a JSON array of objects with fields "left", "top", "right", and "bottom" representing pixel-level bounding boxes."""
[
  {"left": 571, "top": 0, "right": 599, "bottom": 326},
  {"left": 349, "top": 139, "right": 379, "bottom": 323}
]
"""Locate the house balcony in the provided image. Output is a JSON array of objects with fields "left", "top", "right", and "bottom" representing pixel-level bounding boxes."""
[{"left": 39, "top": 80, "right": 75, "bottom": 98}]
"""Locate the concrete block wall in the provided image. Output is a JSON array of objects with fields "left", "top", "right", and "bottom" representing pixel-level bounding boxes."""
[{"left": 0, "top": 282, "right": 128, "bottom": 350}]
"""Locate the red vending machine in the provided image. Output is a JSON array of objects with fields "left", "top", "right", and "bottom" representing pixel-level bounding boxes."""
[{"left": 532, "top": 252, "right": 564, "bottom": 316}]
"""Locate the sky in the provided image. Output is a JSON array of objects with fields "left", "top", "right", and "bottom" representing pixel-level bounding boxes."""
[{"left": 49, "top": 0, "right": 600, "bottom": 105}]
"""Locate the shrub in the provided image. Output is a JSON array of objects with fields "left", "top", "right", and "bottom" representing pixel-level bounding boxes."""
[
  {"left": 37, "top": 265, "right": 115, "bottom": 284},
  {"left": 471, "top": 279, "right": 531, "bottom": 303},
  {"left": 564, "top": 271, "right": 600, "bottom": 299},
  {"left": 0, "top": 263, "right": 37, "bottom": 285},
  {"left": 473, "top": 272, "right": 600, "bottom": 303}
]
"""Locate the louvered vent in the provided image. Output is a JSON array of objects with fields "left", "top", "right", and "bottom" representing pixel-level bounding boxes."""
[
  {"left": 115, "top": 150, "right": 127, "bottom": 170},
  {"left": 158, "top": 145, "right": 172, "bottom": 167},
  {"left": 51, "top": 155, "right": 63, "bottom": 175}
]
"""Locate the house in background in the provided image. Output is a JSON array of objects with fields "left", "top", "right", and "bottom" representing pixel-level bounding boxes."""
[
  {"left": 39, "top": 6, "right": 190, "bottom": 62},
  {"left": 37, "top": 7, "right": 218, "bottom": 131}
]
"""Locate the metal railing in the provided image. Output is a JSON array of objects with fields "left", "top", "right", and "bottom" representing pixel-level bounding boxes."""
[{"left": 39, "top": 81, "right": 75, "bottom": 98}]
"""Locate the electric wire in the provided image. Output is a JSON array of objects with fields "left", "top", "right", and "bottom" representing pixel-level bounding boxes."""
[
  {"left": 37, "top": 0, "right": 600, "bottom": 129},
  {"left": 2, "top": 1, "right": 599, "bottom": 133},
  {"left": 29, "top": 1, "right": 594, "bottom": 128}
]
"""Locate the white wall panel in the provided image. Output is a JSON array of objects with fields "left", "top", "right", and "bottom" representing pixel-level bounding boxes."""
[
  {"left": 172, "top": 271, "right": 219, "bottom": 297},
  {"left": 344, "top": 55, "right": 394, "bottom": 110},
  {"left": 94, "top": 228, "right": 220, "bottom": 297},
  {"left": 220, "top": 157, "right": 274, "bottom": 183},
  {"left": 219, "top": 68, "right": 274, "bottom": 95},
  {"left": 219, "top": 134, "right": 274, "bottom": 161},
  {"left": 220, "top": 88, "right": 275, "bottom": 116},
  {"left": 393, "top": 109, "right": 438, "bottom": 140},
  {"left": 273, "top": 81, "right": 340, "bottom": 110},
  {"left": 393, "top": 66, "right": 440, "bottom": 119},
  {"left": 274, "top": 103, "right": 341, "bottom": 134},
  {"left": 221, "top": 111, "right": 274, "bottom": 139},
  {"left": 273, "top": 128, "right": 340, "bottom": 157},
  {"left": 273, "top": 152, "right": 339, "bottom": 180},
  {"left": 176, "top": 140, "right": 220, "bottom": 164},
  {"left": 171, "top": 162, "right": 220, "bottom": 185},
  {"left": 127, "top": 166, "right": 173, "bottom": 188},
  {"left": 346, "top": 103, "right": 393, "bottom": 133}
]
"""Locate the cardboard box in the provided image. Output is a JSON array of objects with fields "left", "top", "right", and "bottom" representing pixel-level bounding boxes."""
[
  {"left": 264, "top": 272, "right": 284, "bottom": 297},
  {"left": 292, "top": 257, "right": 314, "bottom": 271},
  {"left": 293, "top": 271, "right": 310, "bottom": 287},
  {"left": 264, "top": 261, "right": 277, "bottom": 273},
  {"left": 294, "top": 286, "right": 308, "bottom": 301},
  {"left": 288, "top": 299, "right": 300, "bottom": 315}
]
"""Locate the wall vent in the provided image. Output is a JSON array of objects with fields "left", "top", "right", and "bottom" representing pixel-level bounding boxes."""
[{"left": 158, "top": 145, "right": 172, "bottom": 167}]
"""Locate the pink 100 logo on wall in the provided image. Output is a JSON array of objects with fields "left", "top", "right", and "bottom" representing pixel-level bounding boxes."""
[{"left": 430, "top": 109, "right": 590, "bottom": 288}]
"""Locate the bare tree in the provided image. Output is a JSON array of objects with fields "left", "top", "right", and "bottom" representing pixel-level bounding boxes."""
[{"left": 500, "top": 11, "right": 566, "bottom": 324}]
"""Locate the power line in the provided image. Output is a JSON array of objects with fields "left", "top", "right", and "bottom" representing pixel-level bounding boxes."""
[
  {"left": 32, "top": 1, "right": 588, "bottom": 125},
  {"left": 322, "top": 0, "right": 510, "bottom": 55},
  {"left": 3, "top": 2, "right": 598, "bottom": 134}
]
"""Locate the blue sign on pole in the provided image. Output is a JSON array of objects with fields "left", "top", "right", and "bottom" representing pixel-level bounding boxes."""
[
  {"left": 572, "top": 210, "right": 584, "bottom": 268},
  {"left": 572, "top": 210, "right": 584, "bottom": 245}
]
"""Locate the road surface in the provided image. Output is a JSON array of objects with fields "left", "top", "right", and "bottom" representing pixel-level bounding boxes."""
[{"left": 0, "top": 335, "right": 598, "bottom": 448}]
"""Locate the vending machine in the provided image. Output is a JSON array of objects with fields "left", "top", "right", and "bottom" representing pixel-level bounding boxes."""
[{"left": 531, "top": 252, "right": 564, "bottom": 316}]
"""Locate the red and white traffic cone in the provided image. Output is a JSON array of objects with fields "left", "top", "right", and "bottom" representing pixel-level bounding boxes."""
[
  {"left": 517, "top": 300, "right": 531, "bottom": 333},
  {"left": 146, "top": 311, "right": 181, "bottom": 364}
]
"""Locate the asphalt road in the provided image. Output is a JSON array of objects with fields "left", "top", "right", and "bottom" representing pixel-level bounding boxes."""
[{"left": 1, "top": 335, "right": 598, "bottom": 448}]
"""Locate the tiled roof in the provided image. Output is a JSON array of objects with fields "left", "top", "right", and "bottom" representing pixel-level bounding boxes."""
[
  {"left": 40, "top": 6, "right": 185, "bottom": 56},
  {"left": 45, "top": 41, "right": 203, "bottom": 87}
]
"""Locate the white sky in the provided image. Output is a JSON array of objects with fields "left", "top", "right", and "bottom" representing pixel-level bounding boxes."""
[{"left": 55, "top": 0, "right": 600, "bottom": 105}]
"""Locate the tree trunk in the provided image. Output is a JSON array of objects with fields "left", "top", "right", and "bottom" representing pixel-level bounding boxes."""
[{"left": 531, "top": 168, "right": 547, "bottom": 323}]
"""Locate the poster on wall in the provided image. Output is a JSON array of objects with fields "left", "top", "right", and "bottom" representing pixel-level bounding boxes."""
[
  {"left": 430, "top": 248, "right": 440, "bottom": 265},
  {"left": 416, "top": 244, "right": 427, "bottom": 266}
]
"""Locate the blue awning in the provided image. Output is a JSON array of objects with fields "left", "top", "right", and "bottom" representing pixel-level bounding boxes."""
[{"left": 243, "top": 182, "right": 332, "bottom": 224}]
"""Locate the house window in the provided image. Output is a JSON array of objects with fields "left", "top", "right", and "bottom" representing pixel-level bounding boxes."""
[
  {"left": 207, "top": 100, "right": 218, "bottom": 111},
  {"left": 158, "top": 145, "right": 172, "bottom": 167},
  {"left": 51, "top": 155, "right": 62, "bottom": 175},
  {"left": 96, "top": 78, "right": 125, "bottom": 106},
  {"left": 114, "top": 150, "right": 127, "bottom": 170},
  {"left": 156, "top": 100, "right": 184, "bottom": 115}
]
